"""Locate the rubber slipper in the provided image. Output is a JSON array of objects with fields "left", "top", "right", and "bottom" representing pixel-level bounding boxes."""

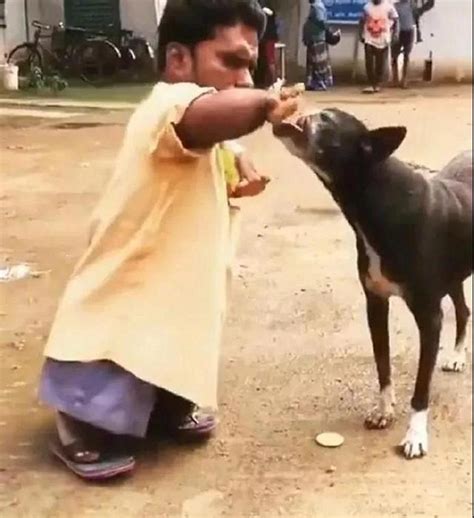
[
  {"left": 150, "top": 410, "right": 218, "bottom": 442},
  {"left": 171, "top": 411, "right": 218, "bottom": 442},
  {"left": 50, "top": 438, "right": 136, "bottom": 480}
]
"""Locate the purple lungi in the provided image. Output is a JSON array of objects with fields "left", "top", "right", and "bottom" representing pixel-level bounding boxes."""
[{"left": 39, "top": 359, "right": 157, "bottom": 437}]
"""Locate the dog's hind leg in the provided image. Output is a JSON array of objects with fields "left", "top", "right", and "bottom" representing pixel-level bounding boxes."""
[
  {"left": 400, "top": 299, "right": 443, "bottom": 459},
  {"left": 442, "top": 283, "right": 471, "bottom": 373},
  {"left": 364, "top": 292, "right": 396, "bottom": 430}
]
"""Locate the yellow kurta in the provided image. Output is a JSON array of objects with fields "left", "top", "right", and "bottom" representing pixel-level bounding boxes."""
[{"left": 44, "top": 82, "right": 239, "bottom": 409}]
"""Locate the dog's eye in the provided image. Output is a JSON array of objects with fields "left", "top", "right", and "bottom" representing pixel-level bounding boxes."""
[{"left": 320, "top": 112, "right": 332, "bottom": 124}]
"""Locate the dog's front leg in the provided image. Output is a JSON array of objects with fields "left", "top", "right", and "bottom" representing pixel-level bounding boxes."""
[
  {"left": 401, "top": 299, "right": 443, "bottom": 459},
  {"left": 364, "top": 291, "right": 396, "bottom": 430}
]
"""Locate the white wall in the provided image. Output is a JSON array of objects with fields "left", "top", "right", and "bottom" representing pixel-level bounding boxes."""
[
  {"left": 410, "top": 0, "right": 472, "bottom": 81},
  {"left": 32, "top": 0, "right": 63, "bottom": 26},
  {"left": 294, "top": 0, "right": 472, "bottom": 82},
  {"left": 1, "top": 0, "right": 64, "bottom": 60},
  {"left": 4, "top": 0, "right": 27, "bottom": 53},
  {"left": 120, "top": 0, "right": 159, "bottom": 47}
]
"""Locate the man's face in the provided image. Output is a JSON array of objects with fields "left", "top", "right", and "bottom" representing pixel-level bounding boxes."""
[{"left": 166, "top": 23, "right": 259, "bottom": 90}]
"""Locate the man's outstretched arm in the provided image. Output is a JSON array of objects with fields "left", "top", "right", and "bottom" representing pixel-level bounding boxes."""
[{"left": 175, "top": 89, "right": 298, "bottom": 149}]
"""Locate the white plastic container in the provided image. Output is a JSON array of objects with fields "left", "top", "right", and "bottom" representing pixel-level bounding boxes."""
[{"left": 3, "top": 63, "right": 19, "bottom": 91}]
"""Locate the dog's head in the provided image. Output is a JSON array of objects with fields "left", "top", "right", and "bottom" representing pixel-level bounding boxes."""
[{"left": 273, "top": 108, "right": 407, "bottom": 194}]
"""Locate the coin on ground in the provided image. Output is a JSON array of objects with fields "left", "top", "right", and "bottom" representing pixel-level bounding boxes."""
[{"left": 315, "top": 432, "right": 344, "bottom": 448}]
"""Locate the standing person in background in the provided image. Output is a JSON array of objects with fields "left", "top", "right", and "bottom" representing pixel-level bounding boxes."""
[
  {"left": 391, "top": 0, "right": 435, "bottom": 88},
  {"left": 391, "top": 0, "right": 416, "bottom": 88},
  {"left": 359, "top": 0, "right": 399, "bottom": 93},
  {"left": 302, "top": 0, "right": 333, "bottom": 91},
  {"left": 255, "top": 4, "right": 279, "bottom": 88}
]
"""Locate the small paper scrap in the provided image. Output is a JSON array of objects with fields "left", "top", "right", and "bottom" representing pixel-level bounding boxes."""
[{"left": 0, "top": 264, "right": 49, "bottom": 282}]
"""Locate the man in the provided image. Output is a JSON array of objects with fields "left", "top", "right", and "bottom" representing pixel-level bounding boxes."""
[
  {"left": 391, "top": 0, "right": 435, "bottom": 88},
  {"left": 39, "top": 0, "right": 299, "bottom": 480},
  {"left": 254, "top": 3, "right": 279, "bottom": 88},
  {"left": 359, "top": 0, "right": 399, "bottom": 93},
  {"left": 391, "top": 0, "right": 416, "bottom": 88}
]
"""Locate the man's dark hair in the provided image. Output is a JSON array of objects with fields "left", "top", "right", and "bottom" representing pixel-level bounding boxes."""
[{"left": 157, "top": 0, "right": 266, "bottom": 71}]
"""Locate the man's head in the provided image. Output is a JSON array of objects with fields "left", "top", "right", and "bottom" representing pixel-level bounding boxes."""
[{"left": 158, "top": 0, "right": 266, "bottom": 90}]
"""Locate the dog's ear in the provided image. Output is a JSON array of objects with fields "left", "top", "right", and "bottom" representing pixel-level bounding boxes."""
[{"left": 367, "top": 127, "right": 407, "bottom": 162}]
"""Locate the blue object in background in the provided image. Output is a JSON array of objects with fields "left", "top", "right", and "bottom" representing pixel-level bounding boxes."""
[{"left": 323, "top": 0, "right": 366, "bottom": 24}]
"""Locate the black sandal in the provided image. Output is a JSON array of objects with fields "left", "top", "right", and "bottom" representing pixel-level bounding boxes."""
[{"left": 50, "top": 437, "right": 136, "bottom": 480}]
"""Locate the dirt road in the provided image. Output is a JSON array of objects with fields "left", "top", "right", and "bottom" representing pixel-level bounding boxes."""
[{"left": 0, "top": 86, "right": 472, "bottom": 517}]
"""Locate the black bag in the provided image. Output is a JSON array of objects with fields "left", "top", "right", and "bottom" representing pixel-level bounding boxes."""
[{"left": 325, "top": 27, "right": 341, "bottom": 46}]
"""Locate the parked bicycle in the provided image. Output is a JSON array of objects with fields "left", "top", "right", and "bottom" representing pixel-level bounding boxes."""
[
  {"left": 8, "top": 21, "right": 155, "bottom": 87},
  {"left": 117, "top": 29, "right": 156, "bottom": 82}
]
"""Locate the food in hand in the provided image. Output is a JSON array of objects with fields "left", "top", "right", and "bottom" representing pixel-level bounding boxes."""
[
  {"left": 266, "top": 81, "right": 303, "bottom": 125},
  {"left": 266, "top": 96, "right": 300, "bottom": 125}
]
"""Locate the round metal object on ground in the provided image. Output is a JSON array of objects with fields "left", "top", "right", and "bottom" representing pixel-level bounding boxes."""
[{"left": 315, "top": 432, "right": 345, "bottom": 448}]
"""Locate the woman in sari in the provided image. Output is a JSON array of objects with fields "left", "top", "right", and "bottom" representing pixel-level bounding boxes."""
[{"left": 303, "top": 0, "right": 333, "bottom": 91}]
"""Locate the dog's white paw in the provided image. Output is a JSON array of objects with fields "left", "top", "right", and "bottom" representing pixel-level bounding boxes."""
[
  {"left": 442, "top": 349, "right": 467, "bottom": 373},
  {"left": 365, "top": 386, "right": 395, "bottom": 430},
  {"left": 399, "top": 410, "right": 428, "bottom": 459}
]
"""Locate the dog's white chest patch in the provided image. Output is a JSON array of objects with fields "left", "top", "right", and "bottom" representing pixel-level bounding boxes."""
[{"left": 357, "top": 229, "right": 403, "bottom": 298}]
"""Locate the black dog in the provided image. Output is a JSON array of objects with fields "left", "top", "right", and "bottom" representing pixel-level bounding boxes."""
[{"left": 274, "top": 109, "right": 472, "bottom": 459}]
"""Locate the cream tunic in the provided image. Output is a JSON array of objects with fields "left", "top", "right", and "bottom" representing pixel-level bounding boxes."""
[{"left": 44, "top": 82, "right": 239, "bottom": 409}]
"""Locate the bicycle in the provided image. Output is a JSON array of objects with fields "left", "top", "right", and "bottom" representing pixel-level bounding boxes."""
[
  {"left": 8, "top": 20, "right": 121, "bottom": 86},
  {"left": 118, "top": 29, "right": 156, "bottom": 82}
]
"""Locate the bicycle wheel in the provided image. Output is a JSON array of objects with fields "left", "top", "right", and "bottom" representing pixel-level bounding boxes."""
[
  {"left": 8, "top": 44, "right": 43, "bottom": 82},
  {"left": 129, "top": 38, "right": 156, "bottom": 81},
  {"left": 118, "top": 46, "right": 137, "bottom": 78},
  {"left": 74, "top": 39, "right": 121, "bottom": 86}
]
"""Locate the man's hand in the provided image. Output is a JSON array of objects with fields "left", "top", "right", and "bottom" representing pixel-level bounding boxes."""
[
  {"left": 265, "top": 87, "right": 301, "bottom": 126},
  {"left": 230, "top": 153, "right": 270, "bottom": 198}
]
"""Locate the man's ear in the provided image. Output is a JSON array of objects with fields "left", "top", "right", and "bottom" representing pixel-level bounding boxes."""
[
  {"left": 368, "top": 126, "right": 407, "bottom": 162},
  {"left": 165, "top": 43, "right": 193, "bottom": 81}
]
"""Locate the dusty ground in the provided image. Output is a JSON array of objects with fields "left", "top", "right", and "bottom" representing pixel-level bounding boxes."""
[{"left": 0, "top": 86, "right": 472, "bottom": 518}]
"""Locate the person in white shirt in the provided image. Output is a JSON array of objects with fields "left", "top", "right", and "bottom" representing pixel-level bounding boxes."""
[{"left": 359, "top": 0, "right": 399, "bottom": 93}]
